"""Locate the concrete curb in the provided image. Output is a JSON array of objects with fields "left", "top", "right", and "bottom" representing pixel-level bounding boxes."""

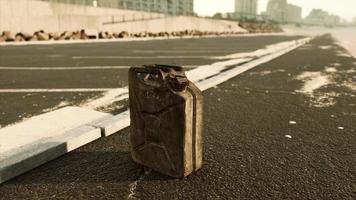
[
  {"left": 0, "top": 125, "right": 101, "bottom": 184},
  {"left": 0, "top": 107, "right": 111, "bottom": 184},
  {"left": 90, "top": 110, "right": 131, "bottom": 137}
]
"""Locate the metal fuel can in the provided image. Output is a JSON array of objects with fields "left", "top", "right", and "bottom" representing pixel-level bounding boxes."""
[{"left": 128, "top": 64, "right": 203, "bottom": 178}]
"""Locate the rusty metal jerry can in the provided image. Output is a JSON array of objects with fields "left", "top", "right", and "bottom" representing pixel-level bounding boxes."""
[{"left": 128, "top": 64, "right": 203, "bottom": 178}]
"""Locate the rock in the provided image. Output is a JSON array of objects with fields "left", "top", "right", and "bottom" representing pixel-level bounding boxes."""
[
  {"left": 60, "top": 31, "right": 72, "bottom": 40},
  {"left": 112, "top": 33, "right": 119, "bottom": 38},
  {"left": 2, "top": 31, "right": 15, "bottom": 42},
  {"left": 106, "top": 32, "right": 113, "bottom": 39},
  {"left": 118, "top": 31, "right": 129, "bottom": 38},
  {"left": 35, "top": 31, "right": 50, "bottom": 41},
  {"left": 15, "top": 33, "right": 25, "bottom": 42},
  {"left": 85, "top": 29, "right": 98, "bottom": 39},
  {"left": 99, "top": 32, "right": 107, "bottom": 39},
  {"left": 22, "top": 33, "right": 34, "bottom": 41},
  {"left": 80, "top": 29, "right": 89, "bottom": 40},
  {"left": 71, "top": 31, "right": 81, "bottom": 40},
  {"left": 98, "top": 32, "right": 107, "bottom": 39},
  {"left": 50, "top": 32, "right": 61, "bottom": 40},
  {"left": 2, "top": 31, "right": 13, "bottom": 38},
  {"left": 88, "top": 35, "right": 97, "bottom": 39},
  {"left": 0, "top": 36, "right": 5, "bottom": 43},
  {"left": 29, "top": 35, "right": 38, "bottom": 41}
]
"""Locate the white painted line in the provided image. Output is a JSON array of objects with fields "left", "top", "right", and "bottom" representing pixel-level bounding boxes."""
[
  {"left": 0, "top": 107, "right": 112, "bottom": 184},
  {"left": 72, "top": 55, "right": 209, "bottom": 59},
  {"left": 131, "top": 50, "right": 236, "bottom": 54},
  {"left": 186, "top": 58, "right": 252, "bottom": 82},
  {"left": 83, "top": 88, "right": 129, "bottom": 109},
  {"left": 195, "top": 38, "right": 312, "bottom": 91},
  {"left": 0, "top": 65, "right": 199, "bottom": 71},
  {"left": 213, "top": 40, "right": 300, "bottom": 60},
  {"left": 0, "top": 88, "right": 115, "bottom": 93}
]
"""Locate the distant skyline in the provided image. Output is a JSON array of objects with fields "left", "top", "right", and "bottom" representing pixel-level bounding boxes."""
[{"left": 194, "top": 0, "right": 356, "bottom": 21}]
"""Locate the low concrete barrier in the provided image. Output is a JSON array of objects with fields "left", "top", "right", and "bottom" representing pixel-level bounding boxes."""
[{"left": 0, "top": 107, "right": 112, "bottom": 184}]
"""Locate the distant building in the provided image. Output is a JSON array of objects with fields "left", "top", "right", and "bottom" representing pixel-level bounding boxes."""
[
  {"left": 326, "top": 15, "right": 340, "bottom": 25},
  {"left": 305, "top": 9, "right": 340, "bottom": 26},
  {"left": 235, "top": 0, "right": 258, "bottom": 18},
  {"left": 266, "top": 0, "right": 287, "bottom": 23},
  {"left": 266, "top": 0, "right": 302, "bottom": 23},
  {"left": 286, "top": 3, "right": 302, "bottom": 23},
  {"left": 41, "top": 0, "right": 194, "bottom": 16},
  {"left": 114, "top": 0, "right": 194, "bottom": 16},
  {"left": 304, "top": 9, "right": 329, "bottom": 25}
]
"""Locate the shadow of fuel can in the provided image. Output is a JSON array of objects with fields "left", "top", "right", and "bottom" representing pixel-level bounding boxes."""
[{"left": 128, "top": 64, "right": 203, "bottom": 178}]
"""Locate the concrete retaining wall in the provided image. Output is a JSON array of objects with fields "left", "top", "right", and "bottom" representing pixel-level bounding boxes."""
[
  {"left": 0, "top": 0, "right": 246, "bottom": 34},
  {"left": 0, "top": 0, "right": 163, "bottom": 33},
  {"left": 102, "top": 16, "right": 247, "bottom": 33}
]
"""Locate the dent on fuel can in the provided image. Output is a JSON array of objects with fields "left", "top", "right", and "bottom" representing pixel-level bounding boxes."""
[{"left": 128, "top": 64, "right": 203, "bottom": 178}]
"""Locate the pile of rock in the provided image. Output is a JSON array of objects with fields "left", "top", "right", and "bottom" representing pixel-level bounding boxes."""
[
  {"left": 239, "top": 22, "right": 283, "bottom": 33},
  {"left": 96, "top": 30, "right": 245, "bottom": 39},
  {"left": 98, "top": 31, "right": 130, "bottom": 39},
  {"left": 0, "top": 29, "right": 92, "bottom": 43},
  {"left": 1, "top": 28, "right": 256, "bottom": 43}
]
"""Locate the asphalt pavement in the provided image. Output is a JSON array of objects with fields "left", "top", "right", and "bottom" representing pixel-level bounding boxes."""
[
  {"left": 0, "top": 35, "right": 303, "bottom": 127},
  {"left": 0, "top": 34, "right": 355, "bottom": 199}
]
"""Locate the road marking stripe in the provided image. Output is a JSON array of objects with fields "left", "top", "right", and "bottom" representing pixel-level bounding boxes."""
[
  {"left": 72, "top": 55, "right": 209, "bottom": 59},
  {"left": 131, "top": 50, "right": 241, "bottom": 54},
  {"left": 196, "top": 38, "right": 312, "bottom": 91},
  {"left": 83, "top": 88, "right": 129, "bottom": 109}
]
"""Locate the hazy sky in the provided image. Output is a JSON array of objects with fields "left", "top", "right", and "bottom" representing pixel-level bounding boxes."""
[{"left": 194, "top": 0, "right": 356, "bottom": 21}]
